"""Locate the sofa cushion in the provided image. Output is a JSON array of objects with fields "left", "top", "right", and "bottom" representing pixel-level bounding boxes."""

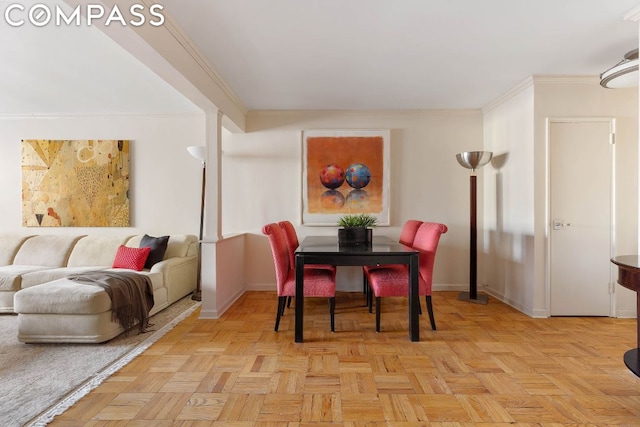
[
  {"left": 13, "top": 235, "right": 82, "bottom": 267},
  {"left": 112, "top": 245, "right": 150, "bottom": 271},
  {"left": 0, "top": 266, "right": 51, "bottom": 291},
  {"left": 20, "top": 266, "right": 107, "bottom": 289},
  {"left": 67, "top": 235, "right": 131, "bottom": 267},
  {"left": 139, "top": 234, "right": 169, "bottom": 269},
  {"left": 0, "top": 235, "right": 32, "bottom": 266},
  {"left": 14, "top": 279, "right": 112, "bottom": 314},
  {"left": 127, "top": 234, "right": 197, "bottom": 260}
]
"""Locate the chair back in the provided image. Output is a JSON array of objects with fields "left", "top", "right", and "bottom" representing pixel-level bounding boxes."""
[
  {"left": 262, "top": 223, "right": 291, "bottom": 295},
  {"left": 399, "top": 219, "right": 424, "bottom": 246},
  {"left": 278, "top": 220, "right": 299, "bottom": 268},
  {"left": 412, "top": 222, "right": 448, "bottom": 293}
]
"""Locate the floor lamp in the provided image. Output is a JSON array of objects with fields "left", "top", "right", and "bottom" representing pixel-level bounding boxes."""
[
  {"left": 456, "top": 151, "right": 492, "bottom": 304},
  {"left": 187, "top": 145, "right": 206, "bottom": 302}
]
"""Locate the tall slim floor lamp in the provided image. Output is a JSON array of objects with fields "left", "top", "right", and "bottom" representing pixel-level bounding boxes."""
[
  {"left": 187, "top": 145, "right": 206, "bottom": 302},
  {"left": 456, "top": 151, "right": 492, "bottom": 304}
]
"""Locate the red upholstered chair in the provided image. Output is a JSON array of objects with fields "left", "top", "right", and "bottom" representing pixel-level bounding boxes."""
[
  {"left": 262, "top": 223, "right": 337, "bottom": 332},
  {"left": 365, "top": 222, "right": 448, "bottom": 332},
  {"left": 278, "top": 220, "right": 336, "bottom": 307},
  {"left": 397, "top": 219, "right": 425, "bottom": 247},
  {"left": 279, "top": 220, "right": 336, "bottom": 273},
  {"left": 362, "top": 219, "right": 424, "bottom": 294}
]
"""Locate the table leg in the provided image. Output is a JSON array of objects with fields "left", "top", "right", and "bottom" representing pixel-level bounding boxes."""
[
  {"left": 626, "top": 292, "right": 640, "bottom": 377},
  {"left": 295, "top": 254, "right": 304, "bottom": 343},
  {"left": 409, "top": 253, "right": 419, "bottom": 341},
  {"left": 636, "top": 291, "right": 640, "bottom": 349},
  {"left": 624, "top": 349, "right": 640, "bottom": 377}
]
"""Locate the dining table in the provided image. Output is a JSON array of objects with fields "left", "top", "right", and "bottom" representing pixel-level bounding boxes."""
[
  {"left": 294, "top": 235, "right": 420, "bottom": 343},
  {"left": 610, "top": 255, "right": 640, "bottom": 377}
]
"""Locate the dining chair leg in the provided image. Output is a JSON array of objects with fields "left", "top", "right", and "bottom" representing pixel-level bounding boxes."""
[
  {"left": 362, "top": 270, "right": 367, "bottom": 295},
  {"left": 328, "top": 297, "right": 336, "bottom": 332},
  {"left": 275, "top": 296, "right": 287, "bottom": 332},
  {"left": 367, "top": 285, "right": 373, "bottom": 313},
  {"left": 375, "top": 297, "right": 381, "bottom": 332},
  {"left": 425, "top": 295, "right": 436, "bottom": 330},
  {"left": 287, "top": 296, "right": 292, "bottom": 308},
  {"left": 363, "top": 271, "right": 371, "bottom": 307}
]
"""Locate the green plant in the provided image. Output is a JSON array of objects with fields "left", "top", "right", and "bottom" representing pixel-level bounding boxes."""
[{"left": 337, "top": 213, "right": 378, "bottom": 228}]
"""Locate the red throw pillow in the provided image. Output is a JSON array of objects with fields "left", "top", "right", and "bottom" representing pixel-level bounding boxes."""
[{"left": 112, "top": 245, "right": 151, "bottom": 271}]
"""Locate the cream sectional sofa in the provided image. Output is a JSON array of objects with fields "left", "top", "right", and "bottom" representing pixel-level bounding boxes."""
[{"left": 0, "top": 233, "right": 197, "bottom": 343}]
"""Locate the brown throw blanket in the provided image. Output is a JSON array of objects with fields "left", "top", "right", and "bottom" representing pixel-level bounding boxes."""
[{"left": 67, "top": 271, "right": 154, "bottom": 334}]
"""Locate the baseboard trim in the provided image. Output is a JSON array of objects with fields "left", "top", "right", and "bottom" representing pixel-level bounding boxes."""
[
  {"left": 616, "top": 309, "right": 638, "bottom": 319},
  {"left": 242, "top": 284, "right": 548, "bottom": 318},
  {"left": 247, "top": 283, "right": 276, "bottom": 292},
  {"left": 198, "top": 287, "right": 246, "bottom": 319},
  {"left": 198, "top": 308, "right": 218, "bottom": 319},
  {"left": 483, "top": 287, "right": 544, "bottom": 318},
  {"left": 432, "top": 284, "right": 468, "bottom": 292}
]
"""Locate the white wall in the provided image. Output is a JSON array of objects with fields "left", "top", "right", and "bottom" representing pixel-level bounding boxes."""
[
  {"left": 200, "top": 233, "right": 246, "bottom": 318},
  {"left": 4, "top": 86, "right": 632, "bottom": 320},
  {"left": 0, "top": 114, "right": 206, "bottom": 237},
  {"left": 533, "top": 79, "right": 638, "bottom": 317},
  {"left": 482, "top": 77, "right": 638, "bottom": 318},
  {"left": 221, "top": 110, "right": 484, "bottom": 292},
  {"left": 483, "top": 80, "right": 536, "bottom": 314}
]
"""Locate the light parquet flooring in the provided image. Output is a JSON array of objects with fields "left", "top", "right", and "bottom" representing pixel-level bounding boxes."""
[{"left": 49, "top": 291, "right": 640, "bottom": 426}]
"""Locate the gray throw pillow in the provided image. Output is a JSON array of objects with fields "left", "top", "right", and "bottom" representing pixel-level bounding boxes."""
[{"left": 139, "top": 234, "right": 169, "bottom": 269}]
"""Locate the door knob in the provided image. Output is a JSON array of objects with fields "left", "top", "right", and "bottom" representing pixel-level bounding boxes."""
[{"left": 553, "top": 219, "right": 572, "bottom": 230}]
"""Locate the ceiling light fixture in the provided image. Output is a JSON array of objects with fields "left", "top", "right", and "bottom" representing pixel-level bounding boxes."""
[{"left": 600, "top": 49, "right": 639, "bottom": 88}]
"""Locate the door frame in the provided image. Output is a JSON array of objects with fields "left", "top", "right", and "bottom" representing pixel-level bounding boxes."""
[{"left": 545, "top": 117, "right": 617, "bottom": 317}]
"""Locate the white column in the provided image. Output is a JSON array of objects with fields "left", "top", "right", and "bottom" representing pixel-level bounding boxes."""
[
  {"left": 200, "top": 109, "right": 223, "bottom": 317},
  {"left": 203, "top": 109, "right": 223, "bottom": 241}
]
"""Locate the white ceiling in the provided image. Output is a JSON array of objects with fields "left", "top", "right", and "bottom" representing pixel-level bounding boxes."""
[
  {"left": 0, "top": 0, "right": 199, "bottom": 115},
  {"left": 1, "top": 0, "right": 639, "bottom": 115}
]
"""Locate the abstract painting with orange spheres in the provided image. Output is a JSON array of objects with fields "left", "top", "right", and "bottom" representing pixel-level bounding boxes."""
[
  {"left": 302, "top": 130, "right": 390, "bottom": 225},
  {"left": 21, "top": 139, "right": 130, "bottom": 227}
]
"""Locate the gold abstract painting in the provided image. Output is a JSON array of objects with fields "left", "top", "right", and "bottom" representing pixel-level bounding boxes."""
[{"left": 21, "top": 139, "right": 130, "bottom": 227}]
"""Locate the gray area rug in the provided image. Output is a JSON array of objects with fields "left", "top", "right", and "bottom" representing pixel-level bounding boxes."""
[{"left": 0, "top": 296, "right": 199, "bottom": 427}]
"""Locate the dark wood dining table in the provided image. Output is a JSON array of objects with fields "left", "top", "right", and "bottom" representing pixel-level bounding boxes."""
[
  {"left": 610, "top": 255, "right": 640, "bottom": 377},
  {"left": 294, "top": 235, "right": 420, "bottom": 343}
]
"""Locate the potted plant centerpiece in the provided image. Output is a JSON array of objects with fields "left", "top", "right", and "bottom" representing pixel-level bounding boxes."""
[{"left": 337, "top": 213, "right": 377, "bottom": 247}]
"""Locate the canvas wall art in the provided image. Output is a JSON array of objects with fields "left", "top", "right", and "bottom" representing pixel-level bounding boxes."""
[
  {"left": 302, "top": 129, "right": 390, "bottom": 225},
  {"left": 21, "top": 139, "right": 130, "bottom": 227}
]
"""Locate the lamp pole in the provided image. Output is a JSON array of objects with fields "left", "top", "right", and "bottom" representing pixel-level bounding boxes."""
[
  {"left": 469, "top": 173, "right": 478, "bottom": 300},
  {"left": 187, "top": 146, "right": 206, "bottom": 302},
  {"left": 192, "top": 159, "right": 205, "bottom": 301},
  {"left": 456, "top": 151, "right": 492, "bottom": 304}
]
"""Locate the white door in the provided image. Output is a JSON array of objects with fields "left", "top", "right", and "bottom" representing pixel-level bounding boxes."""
[{"left": 549, "top": 120, "right": 613, "bottom": 316}]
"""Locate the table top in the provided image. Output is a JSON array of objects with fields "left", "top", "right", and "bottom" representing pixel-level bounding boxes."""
[
  {"left": 294, "top": 235, "right": 421, "bottom": 342},
  {"left": 297, "top": 235, "right": 416, "bottom": 254},
  {"left": 611, "top": 255, "right": 640, "bottom": 270}
]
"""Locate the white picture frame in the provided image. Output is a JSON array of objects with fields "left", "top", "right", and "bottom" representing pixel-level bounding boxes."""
[{"left": 301, "top": 129, "right": 390, "bottom": 226}]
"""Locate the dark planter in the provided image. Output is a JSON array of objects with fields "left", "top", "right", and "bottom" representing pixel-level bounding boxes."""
[{"left": 338, "top": 227, "right": 372, "bottom": 247}]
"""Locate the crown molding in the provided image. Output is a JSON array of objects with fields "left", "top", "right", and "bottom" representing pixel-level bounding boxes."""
[
  {"left": 247, "top": 109, "right": 481, "bottom": 117},
  {"left": 156, "top": 7, "right": 248, "bottom": 116},
  {"left": 482, "top": 77, "right": 534, "bottom": 113},
  {"left": 532, "top": 75, "right": 600, "bottom": 84},
  {"left": 0, "top": 112, "right": 202, "bottom": 120},
  {"left": 482, "top": 75, "right": 602, "bottom": 113},
  {"left": 624, "top": 5, "right": 640, "bottom": 22}
]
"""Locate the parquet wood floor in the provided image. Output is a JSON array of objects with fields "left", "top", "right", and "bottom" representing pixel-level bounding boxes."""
[{"left": 49, "top": 291, "right": 640, "bottom": 426}]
